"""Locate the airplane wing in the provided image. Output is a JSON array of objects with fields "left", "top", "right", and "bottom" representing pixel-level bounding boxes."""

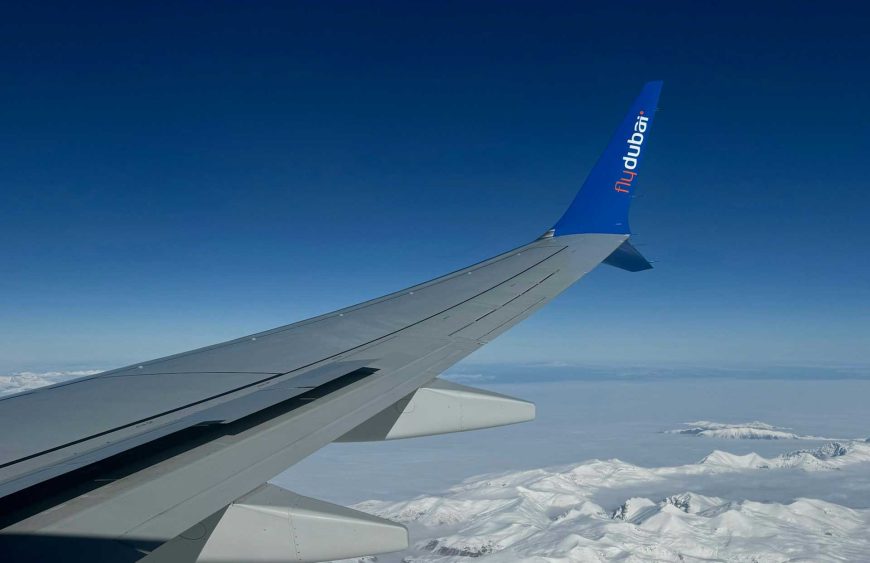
[{"left": 0, "top": 81, "right": 663, "bottom": 562}]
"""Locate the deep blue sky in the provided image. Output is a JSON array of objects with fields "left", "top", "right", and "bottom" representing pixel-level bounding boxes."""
[{"left": 2, "top": 2, "right": 868, "bottom": 371}]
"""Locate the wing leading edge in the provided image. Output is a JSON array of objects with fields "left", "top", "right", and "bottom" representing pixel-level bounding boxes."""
[{"left": 0, "top": 81, "right": 663, "bottom": 562}]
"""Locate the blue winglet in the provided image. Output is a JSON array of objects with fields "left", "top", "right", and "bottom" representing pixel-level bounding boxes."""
[{"left": 552, "top": 81, "right": 662, "bottom": 236}]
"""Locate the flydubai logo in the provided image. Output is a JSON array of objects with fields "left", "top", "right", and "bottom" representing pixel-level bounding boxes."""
[{"left": 614, "top": 110, "right": 649, "bottom": 193}]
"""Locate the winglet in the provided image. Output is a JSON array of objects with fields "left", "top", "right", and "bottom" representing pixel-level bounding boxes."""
[{"left": 552, "top": 81, "right": 662, "bottom": 236}]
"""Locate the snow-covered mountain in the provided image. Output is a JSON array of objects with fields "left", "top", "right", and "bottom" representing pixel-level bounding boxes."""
[
  {"left": 339, "top": 440, "right": 870, "bottom": 562},
  {"left": 665, "top": 420, "right": 824, "bottom": 440},
  {"left": 698, "top": 440, "right": 870, "bottom": 471}
]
